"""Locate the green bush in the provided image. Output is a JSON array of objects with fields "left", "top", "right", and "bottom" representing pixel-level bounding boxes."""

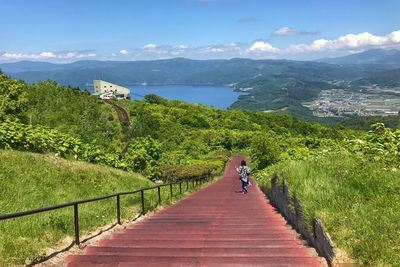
[
  {"left": 0, "top": 73, "right": 28, "bottom": 119},
  {"left": 250, "top": 133, "right": 280, "bottom": 169},
  {"left": 154, "top": 163, "right": 215, "bottom": 183},
  {"left": 0, "top": 119, "right": 122, "bottom": 169},
  {"left": 24, "top": 80, "right": 122, "bottom": 149},
  {"left": 124, "top": 137, "right": 161, "bottom": 176}
]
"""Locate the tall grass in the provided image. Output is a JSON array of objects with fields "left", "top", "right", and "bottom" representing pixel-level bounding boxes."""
[
  {"left": 0, "top": 149, "right": 210, "bottom": 266},
  {"left": 257, "top": 152, "right": 400, "bottom": 266}
]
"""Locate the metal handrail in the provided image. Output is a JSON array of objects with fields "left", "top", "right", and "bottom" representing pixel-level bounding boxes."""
[{"left": 0, "top": 175, "right": 211, "bottom": 245}]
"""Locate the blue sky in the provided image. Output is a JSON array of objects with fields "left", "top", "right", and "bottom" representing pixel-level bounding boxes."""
[{"left": 1, "top": 0, "right": 399, "bottom": 62}]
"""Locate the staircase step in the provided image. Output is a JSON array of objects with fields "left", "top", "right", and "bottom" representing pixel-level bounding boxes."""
[
  {"left": 110, "top": 232, "right": 297, "bottom": 240},
  {"left": 99, "top": 239, "right": 304, "bottom": 248},
  {"left": 122, "top": 228, "right": 288, "bottom": 235},
  {"left": 67, "top": 255, "right": 320, "bottom": 267},
  {"left": 84, "top": 246, "right": 313, "bottom": 257}
]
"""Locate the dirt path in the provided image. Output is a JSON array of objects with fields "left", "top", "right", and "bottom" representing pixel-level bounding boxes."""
[{"left": 103, "top": 99, "right": 132, "bottom": 159}]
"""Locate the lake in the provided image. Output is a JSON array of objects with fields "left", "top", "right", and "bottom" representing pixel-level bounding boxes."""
[{"left": 128, "top": 85, "right": 245, "bottom": 109}]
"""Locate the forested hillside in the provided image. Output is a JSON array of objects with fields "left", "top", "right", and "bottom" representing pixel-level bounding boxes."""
[
  {"left": 351, "top": 68, "right": 400, "bottom": 88},
  {"left": 0, "top": 72, "right": 347, "bottom": 179},
  {"left": 230, "top": 75, "right": 335, "bottom": 118}
]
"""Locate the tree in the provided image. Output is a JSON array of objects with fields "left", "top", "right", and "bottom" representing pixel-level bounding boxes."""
[
  {"left": 250, "top": 133, "right": 280, "bottom": 169},
  {"left": 0, "top": 73, "right": 28, "bottom": 119},
  {"left": 144, "top": 94, "right": 168, "bottom": 105}
]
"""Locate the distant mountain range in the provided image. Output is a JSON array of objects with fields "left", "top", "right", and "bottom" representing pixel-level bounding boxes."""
[
  {"left": 318, "top": 48, "right": 400, "bottom": 67},
  {"left": 0, "top": 53, "right": 394, "bottom": 88}
]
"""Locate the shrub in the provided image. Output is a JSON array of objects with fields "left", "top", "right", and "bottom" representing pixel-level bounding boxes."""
[
  {"left": 154, "top": 163, "right": 215, "bottom": 183},
  {"left": 250, "top": 133, "right": 280, "bottom": 169},
  {"left": 0, "top": 73, "right": 28, "bottom": 119}
]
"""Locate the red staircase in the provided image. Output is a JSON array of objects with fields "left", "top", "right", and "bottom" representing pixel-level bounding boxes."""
[{"left": 67, "top": 156, "right": 322, "bottom": 266}]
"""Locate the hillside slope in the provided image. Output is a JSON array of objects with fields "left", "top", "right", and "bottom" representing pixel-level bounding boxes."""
[
  {"left": 257, "top": 152, "right": 400, "bottom": 266},
  {"left": 0, "top": 149, "right": 154, "bottom": 266},
  {"left": 318, "top": 48, "right": 400, "bottom": 68}
]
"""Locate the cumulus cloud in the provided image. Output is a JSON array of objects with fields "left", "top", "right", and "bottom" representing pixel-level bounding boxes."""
[
  {"left": 143, "top": 44, "right": 157, "bottom": 49},
  {"left": 128, "top": 30, "right": 400, "bottom": 60},
  {"left": 248, "top": 41, "right": 280, "bottom": 53},
  {"left": 1, "top": 51, "right": 56, "bottom": 60},
  {"left": 287, "top": 30, "right": 400, "bottom": 53},
  {"left": 38, "top": 52, "right": 56, "bottom": 58},
  {"left": 119, "top": 49, "right": 129, "bottom": 55},
  {"left": 0, "top": 51, "right": 96, "bottom": 61}
]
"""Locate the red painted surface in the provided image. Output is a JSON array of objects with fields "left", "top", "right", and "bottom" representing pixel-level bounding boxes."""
[{"left": 67, "top": 156, "right": 321, "bottom": 266}]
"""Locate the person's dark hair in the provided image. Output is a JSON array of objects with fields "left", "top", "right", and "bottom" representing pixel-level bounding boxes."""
[{"left": 241, "top": 160, "right": 247, "bottom": 166}]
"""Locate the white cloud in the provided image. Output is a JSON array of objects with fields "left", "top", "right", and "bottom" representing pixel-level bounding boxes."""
[
  {"left": 211, "top": 48, "right": 224, "bottom": 53},
  {"left": 273, "top": 27, "right": 298, "bottom": 36},
  {"left": 1, "top": 51, "right": 57, "bottom": 60},
  {"left": 389, "top": 30, "right": 400, "bottom": 43},
  {"left": 143, "top": 44, "right": 157, "bottom": 49},
  {"left": 248, "top": 41, "right": 280, "bottom": 53},
  {"left": 272, "top": 27, "right": 320, "bottom": 36},
  {"left": 39, "top": 51, "right": 56, "bottom": 58},
  {"left": 0, "top": 51, "right": 96, "bottom": 61},
  {"left": 288, "top": 30, "right": 400, "bottom": 53},
  {"left": 1, "top": 53, "right": 30, "bottom": 60},
  {"left": 2, "top": 30, "right": 400, "bottom": 62}
]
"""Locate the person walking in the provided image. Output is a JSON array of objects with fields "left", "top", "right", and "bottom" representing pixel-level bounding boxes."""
[{"left": 236, "top": 160, "right": 251, "bottom": 194}]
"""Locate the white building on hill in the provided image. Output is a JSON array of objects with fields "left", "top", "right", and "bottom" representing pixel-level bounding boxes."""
[{"left": 93, "top": 80, "right": 130, "bottom": 99}]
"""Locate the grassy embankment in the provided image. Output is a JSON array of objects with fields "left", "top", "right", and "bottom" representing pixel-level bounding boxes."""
[
  {"left": 0, "top": 149, "right": 210, "bottom": 266},
  {"left": 256, "top": 152, "right": 400, "bottom": 266}
]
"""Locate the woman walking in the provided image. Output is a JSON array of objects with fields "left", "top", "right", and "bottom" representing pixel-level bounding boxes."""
[{"left": 236, "top": 160, "right": 251, "bottom": 194}]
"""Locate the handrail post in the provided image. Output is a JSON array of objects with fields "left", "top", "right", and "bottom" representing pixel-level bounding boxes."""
[
  {"left": 116, "top": 195, "right": 121, "bottom": 225},
  {"left": 179, "top": 182, "right": 182, "bottom": 194},
  {"left": 157, "top": 186, "right": 161, "bottom": 205},
  {"left": 73, "top": 203, "right": 80, "bottom": 245},
  {"left": 170, "top": 184, "right": 173, "bottom": 198},
  {"left": 141, "top": 190, "right": 145, "bottom": 215}
]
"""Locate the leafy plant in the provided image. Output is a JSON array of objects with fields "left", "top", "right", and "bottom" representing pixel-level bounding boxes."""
[{"left": 0, "top": 73, "right": 28, "bottom": 119}]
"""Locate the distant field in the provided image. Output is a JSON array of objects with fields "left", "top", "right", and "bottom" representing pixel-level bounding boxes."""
[{"left": 304, "top": 88, "right": 400, "bottom": 117}]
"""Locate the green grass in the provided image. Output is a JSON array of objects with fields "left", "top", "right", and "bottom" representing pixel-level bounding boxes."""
[
  {"left": 256, "top": 152, "right": 400, "bottom": 266},
  {"left": 0, "top": 149, "right": 212, "bottom": 266}
]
